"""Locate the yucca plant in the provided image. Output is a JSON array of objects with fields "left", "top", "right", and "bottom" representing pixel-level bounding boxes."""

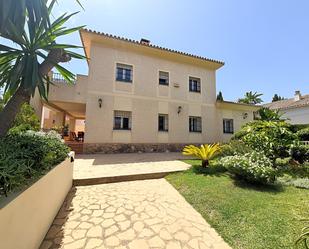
[
  {"left": 182, "top": 143, "right": 221, "bottom": 167},
  {"left": 296, "top": 219, "right": 309, "bottom": 249},
  {"left": 0, "top": 0, "right": 85, "bottom": 137}
]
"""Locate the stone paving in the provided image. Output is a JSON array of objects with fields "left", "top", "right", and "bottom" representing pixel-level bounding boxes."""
[
  {"left": 74, "top": 153, "right": 191, "bottom": 181},
  {"left": 40, "top": 179, "right": 231, "bottom": 249}
]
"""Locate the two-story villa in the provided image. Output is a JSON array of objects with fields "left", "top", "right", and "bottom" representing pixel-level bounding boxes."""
[{"left": 31, "top": 29, "right": 259, "bottom": 153}]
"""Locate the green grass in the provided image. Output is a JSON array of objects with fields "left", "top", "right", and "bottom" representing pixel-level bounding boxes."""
[{"left": 166, "top": 160, "right": 309, "bottom": 249}]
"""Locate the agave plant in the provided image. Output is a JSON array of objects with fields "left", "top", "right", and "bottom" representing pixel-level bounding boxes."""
[
  {"left": 296, "top": 219, "right": 309, "bottom": 249},
  {"left": 182, "top": 143, "right": 221, "bottom": 167}
]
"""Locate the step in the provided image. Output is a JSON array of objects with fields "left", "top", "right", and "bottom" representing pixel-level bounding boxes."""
[{"left": 73, "top": 169, "right": 185, "bottom": 186}]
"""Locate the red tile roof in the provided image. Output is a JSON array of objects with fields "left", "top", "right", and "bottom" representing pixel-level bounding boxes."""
[
  {"left": 82, "top": 29, "right": 225, "bottom": 66},
  {"left": 264, "top": 94, "right": 309, "bottom": 110}
]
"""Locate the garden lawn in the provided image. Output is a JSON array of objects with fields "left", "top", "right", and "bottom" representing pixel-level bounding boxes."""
[{"left": 166, "top": 160, "right": 309, "bottom": 249}]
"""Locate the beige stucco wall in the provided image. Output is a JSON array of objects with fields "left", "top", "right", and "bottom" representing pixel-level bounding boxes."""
[
  {"left": 38, "top": 38, "right": 257, "bottom": 145},
  {"left": 84, "top": 42, "right": 224, "bottom": 144},
  {"left": 218, "top": 108, "right": 254, "bottom": 142},
  {"left": 42, "top": 107, "right": 65, "bottom": 129},
  {"left": 48, "top": 74, "right": 88, "bottom": 104},
  {"left": 0, "top": 156, "right": 73, "bottom": 249}
]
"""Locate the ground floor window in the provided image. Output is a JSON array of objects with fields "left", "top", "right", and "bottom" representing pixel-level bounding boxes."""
[
  {"left": 158, "top": 114, "right": 168, "bottom": 131},
  {"left": 189, "top": 116, "right": 202, "bottom": 132},
  {"left": 223, "top": 119, "right": 234, "bottom": 134},
  {"left": 114, "top": 111, "right": 132, "bottom": 130}
]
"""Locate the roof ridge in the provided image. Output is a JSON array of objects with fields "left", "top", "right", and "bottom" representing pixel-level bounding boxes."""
[{"left": 82, "top": 28, "right": 225, "bottom": 66}]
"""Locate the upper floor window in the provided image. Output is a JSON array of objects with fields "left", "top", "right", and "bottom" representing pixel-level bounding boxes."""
[
  {"left": 116, "top": 63, "right": 133, "bottom": 82},
  {"left": 159, "top": 71, "right": 169, "bottom": 86},
  {"left": 158, "top": 114, "right": 168, "bottom": 131},
  {"left": 114, "top": 111, "right": 132, "bottom": 130},
  {"left": 223, "top": 119, "right": 234, "bottom": 134},
  {"left": 189, "top": 116, "right": 202, "bottom": 132},
  {"left": 189, "top": 77, "right": 201, "bottom": 92}
]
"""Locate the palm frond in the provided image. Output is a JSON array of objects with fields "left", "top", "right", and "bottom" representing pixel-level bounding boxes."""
[
  {"left": 0, "top": 1, "right": 84, "bottom": 101},
  {"left": 182, "top": 144, "right": 221, "bottom": 163}
]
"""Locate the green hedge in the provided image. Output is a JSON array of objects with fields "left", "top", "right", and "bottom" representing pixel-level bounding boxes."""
[
  {"left": 0, "top": 131, "right": 70, "bottom": 196},
  {"left": 296, "top": 128, "right": 309, "bottom": 141},
  {"left": 289, "top": 124, "right": 309, "bottom": 133}
]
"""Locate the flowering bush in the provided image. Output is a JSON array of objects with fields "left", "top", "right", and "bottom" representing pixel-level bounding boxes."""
[{"left": 219, "top": 151, "right": 277, "bottom": 184}]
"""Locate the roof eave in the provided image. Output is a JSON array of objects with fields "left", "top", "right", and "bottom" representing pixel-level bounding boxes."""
[
  {"left": 216, "top": 100, "right": 261, "bottom": 111},
  {"left": 80, "top": 29, "right": 225, "bottom": 69}
]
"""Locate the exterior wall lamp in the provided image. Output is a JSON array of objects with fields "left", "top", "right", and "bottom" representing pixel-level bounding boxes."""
[
  {"left": 177, "top": 106, "right": 182, "bottom": 114},
  {"left": 98, "top": 98, "right": 102, "bottom": 108}
]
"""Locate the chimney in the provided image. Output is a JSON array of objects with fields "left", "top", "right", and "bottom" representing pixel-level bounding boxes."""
[
  {"left": 294, "top": 90, "right": 301, "bottom": 101},
  {"left": 140, "top": 38, "right": 150, "bottom": 45}
]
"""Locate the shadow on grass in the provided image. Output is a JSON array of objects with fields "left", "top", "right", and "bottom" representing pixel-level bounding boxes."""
[
  {"left": 232, "top": 177, "right": 284, "bottom": 193},
  {"left": 191, "top": 163, "right": 227, "bottom": 177}
]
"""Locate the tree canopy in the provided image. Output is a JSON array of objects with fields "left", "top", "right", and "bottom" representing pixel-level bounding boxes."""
[{"left": 238, "top": 91, "right": 263, "bottom": 105}]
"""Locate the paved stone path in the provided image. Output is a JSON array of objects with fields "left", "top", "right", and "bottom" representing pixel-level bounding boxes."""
[
  {"left": 73, "top": 153, "right": 191, "bottom": 182},
  {"left": 40, "top": 179, "right": 231, "bottom": 249}
]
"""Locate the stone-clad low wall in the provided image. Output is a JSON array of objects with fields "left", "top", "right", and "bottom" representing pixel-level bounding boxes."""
[{"left": 83, "top": 143, "right": 197, "bottom": 154}]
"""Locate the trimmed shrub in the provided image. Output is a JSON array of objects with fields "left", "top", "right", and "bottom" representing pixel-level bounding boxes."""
[
  {"left": 0, "top": 131, "right": 69, "bottom": 196},
  {"left": 277, "top": 175, "right": 309, "bottom": 189},
  {"left": 231, "top": 129, "right": 248, "bottom": 140},
  {"left": 289, "top": 143, "right": 309, "bottom": 164},
  {"left": 232, "top": 121, "right": 296, "bottom": 160},
  {"left": 220, "top": 140, "right": 254, "bottom": 157},
  {"left": 275, "top": 157, "right": 291, "bottom": 168},
  {"left": 296, "top": 128, "right": 309, "bottom": 141},
  {"left": 290, "top": 124, "right": 309, "bottom": 133},
  {"left": 219, "top": 151, "right": 277, "bottom": 184}
]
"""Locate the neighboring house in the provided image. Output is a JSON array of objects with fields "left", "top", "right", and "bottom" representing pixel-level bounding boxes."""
[
  {"left": 31, "top": 29, "right": 259, "bottom": 153},
  {"left": 264, "top": 91, "right": 309, "bottom": 124}
]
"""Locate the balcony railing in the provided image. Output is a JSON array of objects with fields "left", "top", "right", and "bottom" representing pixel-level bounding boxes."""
[{"left": 51, "top": 72, "right": 76, "bottom": 84}]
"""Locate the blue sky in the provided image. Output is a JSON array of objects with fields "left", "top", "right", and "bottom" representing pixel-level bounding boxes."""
[{"left": 54, "top": 0, "right": 309, "bottom": 103}]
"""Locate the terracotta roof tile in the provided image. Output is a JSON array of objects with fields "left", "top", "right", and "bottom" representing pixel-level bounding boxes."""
[
  {"left": 82, "top": 29, "right": 225, "bottom": 66},
  {"left": 264, "top": 94, "right": 309, "bottom": 110}
]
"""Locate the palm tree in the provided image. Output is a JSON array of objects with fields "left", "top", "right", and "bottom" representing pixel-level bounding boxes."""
[
  {"left": 0, "top": 0, "right": 83, "bottom": 37},
  {"left": 0, "top": 0, "right": 84, "bottom": 137},
  {"left": 238, "top": 91, "right": 263, "bottom": 105}
]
